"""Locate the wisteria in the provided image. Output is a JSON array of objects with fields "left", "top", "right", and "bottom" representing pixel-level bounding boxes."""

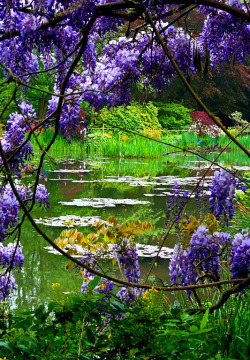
[
  {"left": 0, "top": 102, "right": 36, "bottom": 175},
  {"left": 0, "top": 0, "right": 249, "bottom": 307},
  {"left": 230, "top": 230, "right": 250, "bottom": 279},
  {"left": 209, "top": 168, "right": 238, "bottom": 225},
  {"left": 35, "top": 184, "right": 50, "bottom": 210},
  {"left": 0, "top": 243, "right": 24, "bottom": 269},
  {"left": 169, "top": 224, "right": 249, "bottom": 294},
  {"left": 115, "top": 238, "right": 141, "bottom": 283},
  {"left": 0, "top": 272, "right": 17, "bottom": 302},
  {"left": 166, "top": 181, "right": 189, "bottom": 227}
]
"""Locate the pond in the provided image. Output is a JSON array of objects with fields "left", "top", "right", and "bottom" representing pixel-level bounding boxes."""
[{"left": 10, "top": 151, "right": 250, "bottom": 312}]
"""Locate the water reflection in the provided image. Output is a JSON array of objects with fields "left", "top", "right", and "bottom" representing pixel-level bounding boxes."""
[{"left": 11, "top": 154, "right": 249, "bottom": 312}]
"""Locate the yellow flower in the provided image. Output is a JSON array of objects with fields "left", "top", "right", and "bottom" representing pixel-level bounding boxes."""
[
  {"left": 104, "top": 132, "right": 113, "bottom": 138},
  {"left": 51, "top": 283, "right": 60, "bottom": 288},
  {"left": 11, "top": 328, "right": 15, "bottom": 331},
  {"left": 99, "top": 283, "right": 106, "bottom": 290},
  {"left": 108, "top": 333, "right": 112, "bottom": 339}
]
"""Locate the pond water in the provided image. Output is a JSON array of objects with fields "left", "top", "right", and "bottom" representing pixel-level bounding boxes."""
[{"left": 10, "top": 151, "right": 250, "bottom": 312}]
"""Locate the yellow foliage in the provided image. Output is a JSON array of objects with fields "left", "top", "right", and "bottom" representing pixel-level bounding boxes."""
[
  {"left": 66, "top": 261, "right": 75, "bottom": 270},
  {"left": 107, "top": 216, "right": 118, "bottom": 227},
  {"left": 104, "top": 132, "right": 113, "bottom": 138},
  {"left": 203, "top": 214, "right": 221, "bottom": 234},
  {"left": 182, "top": 216, "right": 200, "bottom": 247}
]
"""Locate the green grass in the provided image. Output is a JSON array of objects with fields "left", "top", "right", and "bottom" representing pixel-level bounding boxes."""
[{"left": 31, "top": 129, "right": 249, "bottom": 160}]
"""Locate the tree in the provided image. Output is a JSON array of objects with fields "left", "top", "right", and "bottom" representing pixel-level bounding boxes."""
[{"left": 0, "top": 1, "right": 249, "bottom": 309}]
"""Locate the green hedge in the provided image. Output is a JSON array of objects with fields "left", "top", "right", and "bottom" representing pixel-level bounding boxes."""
[
  {"left": 154, "top": 102, "right": 193, "bottom": 130},
  {"left": 94, "top": 101, "right": 162, "bottom": 131}
]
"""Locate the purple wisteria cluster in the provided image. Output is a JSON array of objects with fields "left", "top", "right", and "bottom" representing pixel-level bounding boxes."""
[
  {"left": 115, "top": 238, "right": 140, "bottom": 283},
  {"left": 0, "top": 242, "right": 25, "bottom": 301},
  {"left": 115, "top": 238, "right": 141, "bottom": 303},
  {"left": 209, "top": 168, "right": 246, "bottom": 225},
  {"left": 169, "top": 225, "right": 249, "bottom": 295},
  {"left": 0, "top": 243, "right": 24, "bottom": 269},
  {"left": 0, "top": 102, "right": 36, "bottom": 175},
  {"left": 0, "top": 273, "right": 17, "bottom": 302},
  {"left": 79, "top": 252, "right": 114, "bottom": 301},
  {"left": 0, "top": 184, "right": 50, "bottom": 242},
  {"left": 230, "top": 230, "right": 250, "bottom": 279},
  {"left": 79, "top": 239, "right": 142, "bottom": 304},
  {"left": 0, "top": 183, "right": 49, "bottom": 300},
  {"left": 166, "top": 181, "right": 189, "bottom": 227}
]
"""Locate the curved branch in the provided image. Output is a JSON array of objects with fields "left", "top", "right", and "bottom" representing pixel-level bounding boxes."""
[{"left": 206, "top": 276, "right": 250, "bottom": 312}]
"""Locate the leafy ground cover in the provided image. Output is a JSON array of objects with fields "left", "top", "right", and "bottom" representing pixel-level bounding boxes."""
[{"left": 0, "top": 283, "right": 249, "bottom": 360}]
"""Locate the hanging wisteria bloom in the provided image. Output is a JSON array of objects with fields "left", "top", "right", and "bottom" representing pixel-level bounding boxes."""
[
  {"left": 230, "top": 230, "right": 250, "bottom": 279},
  {"left": 169, "top": 225, "right": 233, "bottom": 295},
  {"left": 209, "top": 169, "right": 237, "bottom": 225},
  {"left": 0, "top": 272, "right": 17, "bottom": 302}
]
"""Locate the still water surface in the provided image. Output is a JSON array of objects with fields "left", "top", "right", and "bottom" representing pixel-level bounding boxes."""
[{"left": 11, "top": 152, "right": 249, "bottom": 311}]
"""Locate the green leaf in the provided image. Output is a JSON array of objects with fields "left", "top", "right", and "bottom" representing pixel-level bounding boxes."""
[
  {"left": 191, "top": 328, "right": 213, "bottom": 335},
  {"left": 190, "top": 325, "right": 199, "bottom": 332},
  {"left": 34, "top": 304, "right": 45, "bottom": 315},
  {"left": 48, "top": 302, "right": 56, "bottom": 311},
  {"left": 112, "top": 301, "right": 125, "bottom": 311},
  {"left": 86, "top": 327, "right": 96, "bottom": 344},
  {"left": 0, "top": 341, "right": 12, "bottom": 350},
  {"left": 200, "top": 309, "right": 209, "bottom": 330},
  {"left": 87, "top": 276, "right": 101, "bottom": 292},
  {"left": 17, "top": 344, "right": 30, "bottom": 354}
]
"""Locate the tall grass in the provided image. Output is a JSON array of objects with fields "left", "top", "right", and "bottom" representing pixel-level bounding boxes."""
[
  {"left": 31, "top": 129, "right": 249, "bottom": 160},
  {"left": 209, "top": 293, "right": 250, "bottom": 359}
]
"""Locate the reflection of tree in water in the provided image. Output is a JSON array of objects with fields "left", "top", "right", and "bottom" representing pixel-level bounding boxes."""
[{"left": 13, "top": 221, "right": 82, "bottom": 312}]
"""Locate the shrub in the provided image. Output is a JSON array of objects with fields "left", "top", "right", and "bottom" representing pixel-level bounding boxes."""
[
  {"left": 190, "top": 111, "right": 223, "bottom": 138},
  {"left": 153, "top": 102, "right": 193, "bottom": 130},
  {"left": 94, "top": 101, "right": 161, "bottom": 132}
]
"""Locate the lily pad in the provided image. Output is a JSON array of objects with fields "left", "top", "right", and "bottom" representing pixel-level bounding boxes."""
[
  {"left": 44, "top": 243, "right": 174, "bottom": 259},
  {"left": 50, "top": 169, "right": 91, "bottom": 173},
  {"left": 35, "top": 215, "right": 102, "bottom": 227},
  {"left": 59, "top": 198, "right": 150, "bottom": 208}
]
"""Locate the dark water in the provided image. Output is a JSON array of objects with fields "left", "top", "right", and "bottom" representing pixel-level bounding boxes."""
[{"left": 10, "top": 152, "right": 249, "bottom": 311}]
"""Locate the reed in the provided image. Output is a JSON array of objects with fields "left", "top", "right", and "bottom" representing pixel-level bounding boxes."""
[{"left": 31, "top": 129, "right": 249, "bottom": 160}]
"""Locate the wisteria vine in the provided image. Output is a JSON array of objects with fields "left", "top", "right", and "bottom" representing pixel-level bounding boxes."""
[{"left": 0, "top": 0, "right": 249, "bottom": 306}]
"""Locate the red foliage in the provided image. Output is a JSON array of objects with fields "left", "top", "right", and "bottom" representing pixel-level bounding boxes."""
[{"left": 191, "top": 111, "right": 222, "bottom": 138}]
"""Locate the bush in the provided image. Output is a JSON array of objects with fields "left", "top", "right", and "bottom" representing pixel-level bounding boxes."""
[
  {"left": 94, "top": 101, "right": 162, "bottom": 132},
  {"left": 153, "top": 102, "right": 193, "bottom": 130},
  {"left": 190, "top": 111, "right": 223, "bottom": 138}
]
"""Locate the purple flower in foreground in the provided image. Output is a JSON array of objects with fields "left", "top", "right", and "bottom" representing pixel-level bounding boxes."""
[
  {"left": 0, "top": 272, "right": 17, "bottom": 301},
  {"left": 0, "top": 243, "right": 25, "bottom": 269},
  {"left": 114, "top": 238, "right": 140, "bottom": 283},
  {"left": 230, "top": 230, "right": 250, "bottom": 279},
  {"left": 169, "top": 225, "right": 233, "bottom": 296},
  {"left": 209, "top": 169, "right": 238, "bottom": 225},
  {"left": 35, "top": 184, "right": 50, "bottom": 209}
]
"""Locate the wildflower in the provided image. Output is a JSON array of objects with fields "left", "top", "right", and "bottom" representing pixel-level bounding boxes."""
[
  {"left": 51, "top": 283, "right": 60, "bottom": 288},
  {"left": 104, "top": 132, "right": 112, "bottom": 138}
]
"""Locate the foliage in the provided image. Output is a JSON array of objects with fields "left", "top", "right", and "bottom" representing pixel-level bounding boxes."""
[
  {"left": 0, "top": 287, "right": 249, "bottom": 359},
  {"left": 0, "top": 72, "right": 18, "bottom": 124},
  {"left": 190, "top": 111, "right": 223, "bottom": 138},
  {"left": 94, "top": 101, "right": 161, "bottom": 132},
  {"left": 153, "top": 102, "right": 193, "bottom": 130},
  {"left": 26, "top": 63, "right": 54, "bottom": 121},
  {"left": 0, "top": 3, "right": 249, "bottom": 356}
]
